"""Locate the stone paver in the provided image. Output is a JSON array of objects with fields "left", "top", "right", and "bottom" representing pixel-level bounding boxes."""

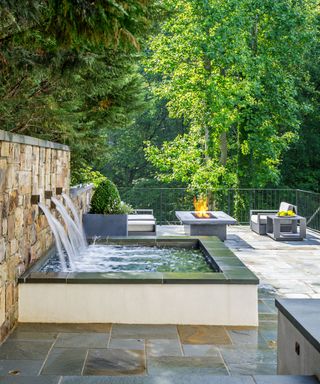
[
  {"left": 54, "top": 332, "right": 109, "bottom": 348},
  {"left": 178, "top": 325, "right": 232, "bottom": 345},
  {"left": 111, "top": 324, "right": 179, "bottom": 340},
  {"left": 83, "top": 349, "right": 146, "bottom": 376},
  {"left": 41, "top": 348, "right": 87, "bottom": 375},
  {"left": 146, "top": 339, "right": 182, "bottom": 357}
]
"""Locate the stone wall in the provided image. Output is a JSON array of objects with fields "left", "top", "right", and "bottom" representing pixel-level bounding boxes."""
[{"left": 0, "top": 130, "right": 92, "bottom": 342}]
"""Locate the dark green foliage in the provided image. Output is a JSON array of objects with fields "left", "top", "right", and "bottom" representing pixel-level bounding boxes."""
[
  {"left": 103, "top": 97, "right": 187, "bottom": 186},
  {"left": 90, "top": 178, "right": 121, "bottom": 214},
  {"left": 0, "top": 0, "right": 156, "bottom": 182}
]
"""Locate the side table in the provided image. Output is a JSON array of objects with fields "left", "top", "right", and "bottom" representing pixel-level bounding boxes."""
[{"left": 266, "top": 215, "right": 306, "bottom": 241}]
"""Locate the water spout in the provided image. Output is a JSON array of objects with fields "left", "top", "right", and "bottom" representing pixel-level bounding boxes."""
[
  {"left": 38, "top": 203, "right": 71, "bottom": 271},
  {"left": 62, "top": 193, "right": 83, "bottom": 233},
  {"left": 51, "top": 197, "right": 87, "bottom": 253}
]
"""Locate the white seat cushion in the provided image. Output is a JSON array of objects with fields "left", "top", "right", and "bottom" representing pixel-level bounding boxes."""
[
  {"left": 128, "top": 220, "right": 156, "bottom": 232},
  {"left": 128, "top": 214, "right": 155, "bottom": 221},
  {"left": 251, "top": 215, "right": 267, "bottom": 224}
]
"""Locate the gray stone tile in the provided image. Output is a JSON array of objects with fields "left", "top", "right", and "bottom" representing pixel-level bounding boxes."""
[
  {"left": 258, "top": 314, "right": 277, "bottom": 322},
  {"left": 0, "top": 377, "right": 61, "bottom": 384},
  {"left": 62, "top": 375, "right": 255, "bottom": 384},
  {"left": 0, "top": 340, "right": 53, "bottom": 360},
  {"left": 258, "top": 301, "right": 275, "bottom": 314},
  {"left": 109, "top": 338, "right": 145, "bottom": 351},
  {"left": 83, "top": 348, "right": 146, "bottom": 376},
  {"left": 41, "top": 347, "right": 87, "bottom": 375},
  {"left": 178, "top": 325, "right": 231, "bottom": 345},
  {"left": 182, "top": 344, "right": 220, "bottom": 357},
  {"left": 8, "top": 331, "right": 58, "bottom": 341},
  {"left": 17, "top": 323, "right": 111, "bottom": 333},
  {"left": 55, "top": 332, "right": 109, "bottom": 348},
  {"left": 111, "top": 324, "right": 178, "bottom": 339},
  {"left": 226, "top": 328, "right": 267, "bottom": 347},
  {"left": 0, "top": 359, "right": 43, "bottom": 376},
  {"left": 219, "top": 346, "right": 276, "bottom": 365},
  {"left": 146, "top": 339, "right": 182, "bottom": 357},
  {"left": 229, "top": 363, "right": 277, "bottom": 375},
  {"left": 253, "top": 376, "right": 320, "bottom": 384},
  {"left": 147, "top": 356, "right": 228, "bottom": 376}
]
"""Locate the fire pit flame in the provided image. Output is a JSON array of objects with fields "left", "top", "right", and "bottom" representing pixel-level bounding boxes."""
[{"left": 193, "top": 196, "right": 210, "bottom": 218}]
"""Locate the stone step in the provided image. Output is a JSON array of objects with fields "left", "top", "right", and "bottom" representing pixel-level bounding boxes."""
[
  {"left": 253, "top": 376, "right": 320, "bottom": 384},
  {"left": 0, "top": 376, "right": 318, "bottom": 384}
]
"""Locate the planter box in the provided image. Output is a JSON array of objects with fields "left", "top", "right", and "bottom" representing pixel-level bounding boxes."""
[{"left": 83, "top": 213, "right": 128, "bottom": 237}]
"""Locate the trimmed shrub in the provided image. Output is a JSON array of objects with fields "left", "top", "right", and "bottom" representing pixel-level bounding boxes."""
[{"left": 90, "top": 178, "right": 121, "bottom": 214}]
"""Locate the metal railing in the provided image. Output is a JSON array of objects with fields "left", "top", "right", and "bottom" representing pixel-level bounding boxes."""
[
  {"left": 296, "top": 189, "right": 320, "bottom": 232},
  {"left": 119, "top": 187, "right": 320, "bottom": 231},
  {"left": 118, "top": 187, "right": 320, "bottom": 232}
]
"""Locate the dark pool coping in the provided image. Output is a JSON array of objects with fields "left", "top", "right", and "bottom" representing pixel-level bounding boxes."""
[
  {"left": 275, "top": 298, "right": 320, "bottom": 354},
  {"left": 19, "top": 236, "right": 259, "bottom": 285}
]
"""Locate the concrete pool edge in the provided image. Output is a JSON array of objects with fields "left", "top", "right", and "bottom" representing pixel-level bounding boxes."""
[{"left": 18, "top": 236, "right": 259, "bottom": 325}]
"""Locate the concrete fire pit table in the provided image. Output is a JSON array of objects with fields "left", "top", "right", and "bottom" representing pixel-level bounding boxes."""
[{"left": 175, "top": 211, "right": 237, "bottom": 241}]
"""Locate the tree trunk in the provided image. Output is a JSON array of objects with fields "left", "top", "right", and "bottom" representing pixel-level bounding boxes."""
[{"left": 219, "top": 131, "right": 227, "bottom": 166}]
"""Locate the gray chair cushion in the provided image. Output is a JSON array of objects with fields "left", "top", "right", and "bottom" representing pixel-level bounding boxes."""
[{"left": 251, "top": 215, "right": 267, "bottom": 224}]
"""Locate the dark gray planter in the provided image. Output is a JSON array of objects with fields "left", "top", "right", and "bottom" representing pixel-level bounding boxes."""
[{"left": 83, "top": 213, "right": 128, "bottom": 237}]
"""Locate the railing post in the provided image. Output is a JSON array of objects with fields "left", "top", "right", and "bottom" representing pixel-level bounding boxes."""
[{"left": 160, "top": 189, "right": 163, "bottom": 225}]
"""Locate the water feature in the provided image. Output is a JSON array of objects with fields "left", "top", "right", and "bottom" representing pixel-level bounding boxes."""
[
  {"left": 62, "top": 193, "right": 83, "bottom": 232},
  {"left": 40, "top": 245, "right": 215, "bottom": 273},
  {"left": 51, "top": 197, "right": 87, "bottom": 253},
  {"left": 38, "top": 203, "right": 73, "bottom": 270}
]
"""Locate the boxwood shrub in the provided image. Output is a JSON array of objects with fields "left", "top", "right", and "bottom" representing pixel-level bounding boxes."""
[{"left": 90, "top": 178, "right": 121, "bottom": 214}]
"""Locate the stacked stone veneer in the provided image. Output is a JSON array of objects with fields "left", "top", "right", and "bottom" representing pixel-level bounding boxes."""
[{"left": 0, "top": 130, "right": 92, "bottom": 341}]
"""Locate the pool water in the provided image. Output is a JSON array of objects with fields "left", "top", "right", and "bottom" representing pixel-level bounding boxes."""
[{"left": 40, "top": 245, "right": 214, "bottom": 273}]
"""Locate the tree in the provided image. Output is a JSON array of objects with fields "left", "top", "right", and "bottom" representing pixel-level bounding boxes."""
[
  {"left": 145, "top": 0, "right": 318, "bottom": 193},
  {"left": 103, "top": 97, "right": 186, "bottom": 186},
  {"left": 0, "top": 0, "right": 156, "bottom": 180}
]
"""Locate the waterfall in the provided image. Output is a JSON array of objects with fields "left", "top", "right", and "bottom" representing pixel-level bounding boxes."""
[
  {"left": 62, "top": 193, "right": 82, "bottom": 232},
  {"left": 38, "top": 203, "right": 74, "bottom": 271},
  {"left": 51, "top": 197, "right": 87, "bottom": 253}
]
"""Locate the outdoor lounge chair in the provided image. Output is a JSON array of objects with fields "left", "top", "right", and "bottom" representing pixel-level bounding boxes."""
[
  {"left": 250, "top": 202, "right": 297, "bottom": 235},
  {"left": 128, "top": 209, "right": 157, "bottom": 236}
]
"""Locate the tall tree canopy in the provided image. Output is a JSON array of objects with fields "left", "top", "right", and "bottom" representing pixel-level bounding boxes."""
[
  {"left": 145, "top": 0, "right": 318, "bottom": 193},
  {"left": 0, "top": 0, "right": 155, "bottom": 179}
]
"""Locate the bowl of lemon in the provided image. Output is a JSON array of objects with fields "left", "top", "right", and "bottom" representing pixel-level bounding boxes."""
[{"left": 277, "top": 210, "right": 296, "bottom": 217}]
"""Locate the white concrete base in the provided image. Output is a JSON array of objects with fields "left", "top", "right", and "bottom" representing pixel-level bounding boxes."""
[
  {"left": 19, "top": 283, "right": 258, "bottom": 326},
  {"left": 278, "top": 312, "right": 320, "bottom": 378}
]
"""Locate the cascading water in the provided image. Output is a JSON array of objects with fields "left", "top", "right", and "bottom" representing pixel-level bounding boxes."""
[
  {"left": 62, "top": 193, "right": 87, "bottom": 246},
  {"left": 62, "top": 193, "right": 82, "bottom": 232},
  {"left": 51, "top": 197, "right": 87, "bottom": 253},
  {"left": 38, "top": 203, "right": 74, "bottom": 271}
]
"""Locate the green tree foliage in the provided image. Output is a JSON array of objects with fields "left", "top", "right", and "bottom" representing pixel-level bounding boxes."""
[
  {"left": 0, "top": 0, "right": 155, "bottom": 179},
  {"left": 103, "top": 97, "right": 186, "bottom": 186},
  {"left": 280, "top": 35, "right": 320, "bottom": 192},
  {"left": 1, "top": 0, "right": 153, "bottom": 48},
  {"left": 145, "top": 0, "right": 318, "bottom": 193}
]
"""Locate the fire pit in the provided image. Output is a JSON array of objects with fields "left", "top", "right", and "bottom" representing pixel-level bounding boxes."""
[{"left": 176, "top": 197, "right": 237, "bottom": 240}]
